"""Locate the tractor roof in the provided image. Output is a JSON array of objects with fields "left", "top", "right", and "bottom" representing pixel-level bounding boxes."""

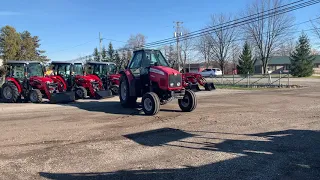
[
  {"left": 6, "top": 60, "right": 41, "bottom": 64},
  {"left": 51, "top": 61, "right": 73, "bottom": 65},
  {"left": 133, "top": 49, "right": 160, "bottom": 53},
  {"left": 87, "top": 61, "right": 116, "bottom": 65}
]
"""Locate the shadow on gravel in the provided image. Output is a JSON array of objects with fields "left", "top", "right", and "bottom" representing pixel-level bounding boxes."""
[
  {"left": 58, "top": 101, "right": 143, "bottom": 115},
  {"left": 124, "top": 128, "right": 196, "bottom": 147},
  {"left": 39, "top": 129, "right": 320, "bottom": 180},
  {"left": 58, "top": 100, "right": 183, "bottom": 115}
]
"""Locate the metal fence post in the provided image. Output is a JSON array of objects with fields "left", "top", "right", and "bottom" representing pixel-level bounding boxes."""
[
  {"left": 288, "top": 70, "right": 290, "bottom": 87},
  {"left": 247, "top": 72, "right": 249, "bottom": 88},
  {"left": 233, "top": 71, "right": 235, "bottom": 85},
  {"left": 279, "top": 71, "right": 282, "bottom": 87},
  {"left": 222, "top": 74, "right": 224, "bottom": 85}
]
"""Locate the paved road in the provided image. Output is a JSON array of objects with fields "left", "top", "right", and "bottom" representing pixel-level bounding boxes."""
[{"left": 0, "top": 82, "right": 319, "bottom": 179}]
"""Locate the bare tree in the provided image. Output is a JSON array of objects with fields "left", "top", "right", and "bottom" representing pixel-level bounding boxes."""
[
  {"left": 127, "top": 34, "right": 147, "bottom": 49},
  {"left": 311, "top": 18, "right": 320, "bottom": 44},
  {"left": 180, "top": 28, "right": 194, "bottom": 72},
  {"left": 272, "top": 38, "right": 295, "bottom": 56},
  {"left": 244, "top": 0, "right": 294, "bottom": 74},
  {"left": 209, "top": 14, "right": 237, "bottom": 74},
  {"left": 195, "top": 34, "right": 212, "bottom": 68},
  {"left": 162, "top": 44, "right": 176, "bottom": 65}
]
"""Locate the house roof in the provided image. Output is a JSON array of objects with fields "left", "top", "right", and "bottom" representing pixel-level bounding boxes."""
[{"left": 254, "top": 55, "right": 320, "bottom": 66}]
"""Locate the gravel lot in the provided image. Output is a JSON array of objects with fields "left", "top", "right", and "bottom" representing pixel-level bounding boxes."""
[{"left": 0, "top": 79, "right": 319, "bottom": 180}]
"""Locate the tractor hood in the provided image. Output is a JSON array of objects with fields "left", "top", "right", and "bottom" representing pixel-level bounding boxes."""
[
  {"left": 150, "top": 66, "right": 180, "bottom": 76},
  {"left": 76, "top": 75, "right": 100, "bottom": 82},
  {"left": 30, "top": 76, "right": 54, "bottom": 83}
]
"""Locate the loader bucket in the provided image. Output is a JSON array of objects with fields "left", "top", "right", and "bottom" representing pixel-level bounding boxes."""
[
  {"left": 50, "top": 91, "right": 75, "bottom": 104},
  {"left": 204, "top": 82, "right": 216, "bottom": 91},
  {"left": 189, "top": 84, "right": 201, "bottom": 92},
  {"left": 95, "top": 89, "right": 112, "bottom": 99}
]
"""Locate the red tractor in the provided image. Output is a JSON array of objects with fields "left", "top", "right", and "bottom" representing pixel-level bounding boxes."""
[
  {"left": 0, "top": 61, "right": 75, "bottom": 103},
  {"left": 182, "top": 73, "right": 215, "bottom": 91},
  {"left": 49, "top": 61, "right": 111, "bottom": 99},
  {"left": 119, "top": 49, "right": 197, "bottom": 115},
  {"left": 86, "top": 61, "right": 120, "bottom": 95}
]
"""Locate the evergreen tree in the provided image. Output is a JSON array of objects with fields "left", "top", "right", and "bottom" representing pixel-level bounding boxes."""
[
  {"left": 101, "top": 46, "right": 107, "bottom": 61},
  {"left": 93, "top": 47, "right": 100, "bottom": 61},
  {"left": 114, "top": 51, "right": 121, "bottom": 72},
  {"left": 32, "top": 35, "right": 49, "bottom": 62},
  {"left": 107, "top": 42, "right": 115, "bottom": 62},
  {"left": 0, "top": 26, "right": 21, "bottom": 62},
  {"left": 237, "top": 42, "right": 254, "bottom": 75},
  {"left": 290, "top": 33, "right": 315, "bottom": 77},
  {"left": 18, "top": 31, "right": 36, "bottom": 60}
]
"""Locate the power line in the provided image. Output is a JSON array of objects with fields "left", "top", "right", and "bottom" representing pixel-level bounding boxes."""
[
  {"left": 68, "top": 0, "right": 320, "bottom": 61},
  {"left": 143, "top": 0, "right": 305, "bottom": 47},
  {"left": 143, "top": 0, "right": 320, "bottom": 48}
]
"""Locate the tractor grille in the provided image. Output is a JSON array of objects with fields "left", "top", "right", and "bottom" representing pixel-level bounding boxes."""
[
  {"left": 169, "top": 74, "right": 182, "bottom": 87},
  {"left": 47, "top": 83, "right": 58, "bottom": 93},
  {"left": 91, "top": 81, "right": 100, "bottom": 90}
]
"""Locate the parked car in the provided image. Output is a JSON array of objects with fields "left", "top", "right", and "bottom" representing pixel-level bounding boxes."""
[{"left": 200, "top": 68, "right": 222, "bottom": 77}]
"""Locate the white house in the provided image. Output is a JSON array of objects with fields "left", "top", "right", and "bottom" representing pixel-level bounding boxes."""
[{"left": 0, "top": 59, "right": 3, "bottom": 66}]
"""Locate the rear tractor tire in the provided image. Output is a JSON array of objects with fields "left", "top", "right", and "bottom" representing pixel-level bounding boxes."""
[
  {"left": 29, "top": 89, "right": 42, "bottom": 103},
  {"left": 76, "top": 86, "right": 87, "bottom": 99},
  {"left": 119, "top": 75, "right": 137, "bottom": 108},
  {"left": 178, "top": 89, "right": 197, "bottom": 112},
  {"left": 1, "top": 82, "right": 20, "bottom": 103},
  {"left": 142, "top": 92, "right": 160, "bottom": 115}
]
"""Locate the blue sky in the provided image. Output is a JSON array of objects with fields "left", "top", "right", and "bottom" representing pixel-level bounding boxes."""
[{"left": 0, "top": 0, "right": 319, "bottom": 61}]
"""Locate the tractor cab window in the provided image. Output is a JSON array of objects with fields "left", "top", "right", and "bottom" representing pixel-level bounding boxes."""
[
  {"left": 107, "top": 64, "right": 117, "bottom": 74},
  {"left": 93, "top": 64, "right": 107, "bottom": 76},
  {"left": 28, "top": 63, "right": 44, "bottom": 77},
  {"left": 129, "top": 52, "right": 142, "bottom": 69},
  {"left": 56, "top": 64, "right": 71, "bottom": 77},
  {"left": 129, "top": 52, "right": 143, "bottom": 76},
  {"left": 10, "top": 64, "right": 25, "bottom": 79},
  {"left": 73, "top": 64, "right": 83, "bottom": 75},
  {"left": 145, "top": 51, "right": 169, "bottom": 67}
]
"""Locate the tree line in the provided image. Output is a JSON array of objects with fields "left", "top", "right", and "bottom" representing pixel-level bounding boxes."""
[
  {"left": 0, "top": 25, "right": 49, "bottom": 63},
  {"left": 159, "top": 0, "right": 319, "bottom": 77},
  {"left": 87, "top": 34, "right": 146, "bottom": 72}
]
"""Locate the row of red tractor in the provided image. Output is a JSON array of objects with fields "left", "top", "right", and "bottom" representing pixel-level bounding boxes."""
[{"left": 0, "top": 49, "right": 214, "bottom": 115}]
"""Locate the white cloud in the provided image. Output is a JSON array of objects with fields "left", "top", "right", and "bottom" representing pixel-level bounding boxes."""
[{"left": 0, "top": 11, "right": 22, "bottom": 16}]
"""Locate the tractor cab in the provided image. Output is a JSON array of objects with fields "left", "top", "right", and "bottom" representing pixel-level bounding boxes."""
[
  {"left": 6, "top": 61, "right": 45, "bottom": 80},
  {"left": 1, "top": 61, "right": 75, "bottom": 103},
  {"left": 86, "top": 61, "right": 120, "bottom": 95},
  {"left": 49, "top": 61, "right": 111, "bottom": 99},
  {"left": 86, "top": 61, "right": 117, "bottom": 78},
  {"left": 119, "top": 49, "right": 197, "bottom": 115}
]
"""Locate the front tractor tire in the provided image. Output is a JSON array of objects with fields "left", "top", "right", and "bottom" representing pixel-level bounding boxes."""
[
  {"left": 29, "top": 89, "right": 42, "bottom": 103},
  {"left": 142, "top": 92, "right": 160, "bottom": 115},
  {"left": 76, "top": 86, "right": 87, "bottom": 99},
  {"left": 119, "top": 75, "right": 137, "bottom": 108},
  {"left": 1, "top": 82, "right": 20, "bottom": 103},
  {"left": 178, "top": 89, "right": 197, "bottom": 112}
]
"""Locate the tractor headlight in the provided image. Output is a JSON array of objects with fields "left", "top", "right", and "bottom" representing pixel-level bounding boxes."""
[
  {"left": 177, "top": 82, "right": 181, "bottom": 86},
  {"left": 170, "top": 83, "right": 174, "bottom": 87}
]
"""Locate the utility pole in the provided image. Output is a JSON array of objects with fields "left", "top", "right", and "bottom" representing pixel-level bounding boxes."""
[
  {"left": 174, "top": 21, "right": 183, "bottom": 72},
  {"left": 99, "top": 32, "right": 104, "bottom": 62}
]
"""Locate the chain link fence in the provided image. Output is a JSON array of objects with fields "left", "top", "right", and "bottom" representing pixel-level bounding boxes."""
[{"left": 206, "top": 71, "right": 294, "bottom": 88}]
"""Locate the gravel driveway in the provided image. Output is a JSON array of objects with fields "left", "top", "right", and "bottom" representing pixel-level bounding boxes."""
[{"left": 0, "top": 79, "right": 319, "bottom": 180}]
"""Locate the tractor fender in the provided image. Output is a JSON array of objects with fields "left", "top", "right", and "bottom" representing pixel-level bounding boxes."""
[{"left": 6, "top": 77, "right": 22, "bottom": 93}]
